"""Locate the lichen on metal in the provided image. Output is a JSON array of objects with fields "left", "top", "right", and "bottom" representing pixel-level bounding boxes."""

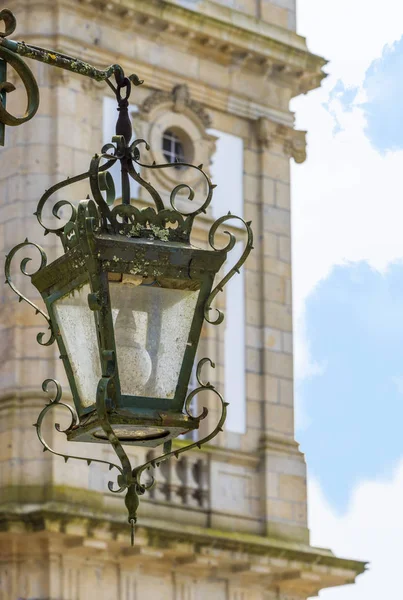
[{"left": 2, "top": 8, "right": 253, "bottom": 544}]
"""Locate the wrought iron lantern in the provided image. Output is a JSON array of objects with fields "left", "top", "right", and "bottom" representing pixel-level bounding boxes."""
[{"left": 1, "top": 9, "right": 253, "bottom": 542}]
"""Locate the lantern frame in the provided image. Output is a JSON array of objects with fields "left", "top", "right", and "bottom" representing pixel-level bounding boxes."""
[
  {"left": 1, "top": 9, "right": 253, "bottom": 542},
  {"left": 29, "top": 205, "right": 228, "bottom": 447}
]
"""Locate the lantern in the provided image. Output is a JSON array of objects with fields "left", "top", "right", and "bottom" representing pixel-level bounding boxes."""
[{"left": 4, "top": 60, "right": 253, "bottom": 541}]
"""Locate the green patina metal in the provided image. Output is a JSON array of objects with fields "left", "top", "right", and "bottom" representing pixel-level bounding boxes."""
[{"left": 2, "top": 8, "right": 254, "bottom": 543}]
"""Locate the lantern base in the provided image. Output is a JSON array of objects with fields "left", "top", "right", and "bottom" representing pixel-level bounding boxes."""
[{"left": 66, "top": 409, "right": 199, "bottom": 447}]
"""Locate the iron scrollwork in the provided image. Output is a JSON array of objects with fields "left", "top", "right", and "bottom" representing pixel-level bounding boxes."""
[
  {"left": 4, "top": 240, "right": 55, "bottom": 346},
  {"left": 205, "top": 214, "right": 254, "bottom": 325},
  {"left": 33, "top": 359, "right": 226, "bottom": 544},
  {"left": 34, "top": 379, "right": 124, "bottom": 478},
  {"left": 2, "top": 8, "right": 253, "bottom": 544}
]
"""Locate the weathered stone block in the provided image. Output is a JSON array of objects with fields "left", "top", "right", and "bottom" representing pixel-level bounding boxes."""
[
  {"left": 264, "top": 205, "right": 291, "bottom": 236},
  {"left": 246, "top": 372, "right": 263, "bottom": 401},
  {"left": 279, "top": 377, "right": 294, "bottom": 406},
  {"left": 264, "top": 327, "right": 282, "bottom": 352},
  {"left": 278, "top": 235, "right": 291, "bottom": 263},
  {"left": 265, "top": 402, "right": 294, "bottom": 434},
  {"left": 265, "top": 374, "right": 280, "bottom": 403},
  {"left": 264, "top": 256, "right": 292, "bottom": 278},
  {"left": 246, "top": 324, "right": 263, "bottom": 349},
  {"left": 264, "top": 272, "right": 285, "bottom": 303},
  {"left": 279, "top": 474, "right": 307, "bottom": 503},
  {"left": 247, "top": 399, "right": 262, "bottom": 428},
  {"left": 264, "top": 301, "right": 293, "bottom": 332},
  {"left": 262, "top": 152, "right": 290, "bottom": 182},
  {"left": 266, "top": 498, "right": 294, "bottom": 521},
  {"left": 246, "top": 347, "right": 261, "bottom": 373}
]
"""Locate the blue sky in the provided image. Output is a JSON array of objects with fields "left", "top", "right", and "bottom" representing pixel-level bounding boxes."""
[
  {"left": 299, "top": 261, "right": 403, "bottom": 512},
  {"left": 290, "top": 1, "right": 403, "bottom": 597}
]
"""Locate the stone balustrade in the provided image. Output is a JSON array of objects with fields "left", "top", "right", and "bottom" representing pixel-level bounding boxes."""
[{"left": 146, "top": 449, "right": 209, "bottom": 511}]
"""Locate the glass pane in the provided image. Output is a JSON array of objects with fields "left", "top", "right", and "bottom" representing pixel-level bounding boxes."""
[
  {"left": 53, "top": 283, "right": 101, "bottom": 408},
  {"left": 109, "top": 280, "right": 199, "bottom": 399}
]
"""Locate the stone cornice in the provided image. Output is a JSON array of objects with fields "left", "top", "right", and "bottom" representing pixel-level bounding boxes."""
[
  {"left": 0, "top": 507, "right": 367, "bottom": 587},
  {"left": 68, "top": 0, "right": 327, "bottom": 98},
  {"left": 16, "top": 31, "right": 295, "bottom": 127}
]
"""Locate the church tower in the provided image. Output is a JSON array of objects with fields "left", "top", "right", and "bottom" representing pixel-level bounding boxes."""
[{"left": 0, "top": 1, "right": 365, "bottom": 598}]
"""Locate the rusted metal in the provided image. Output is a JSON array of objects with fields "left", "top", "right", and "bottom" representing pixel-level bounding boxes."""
[{"left": 0, "top": 9, "right": 142, "bottom": 145}]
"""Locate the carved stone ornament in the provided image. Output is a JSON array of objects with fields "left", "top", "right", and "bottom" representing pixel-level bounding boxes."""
[
  {"left": 255, "top": 117, "right": 307, "bottom": 164},
  {"left": 137, "top": 84, "right": 216, "bottom": 190},
  {"left": 283, "top": 129, "right": 307, "bottom": 164},
  {"left": 141, "top": 83, "right": 212, "bottom": 129},
  {"left": 255, "top": 116, "right": 272, "bottom": 149}
]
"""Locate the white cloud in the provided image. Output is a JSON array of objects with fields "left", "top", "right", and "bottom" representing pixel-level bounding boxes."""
[
  {"left": 291, "top": 1, "right": 403, "bottom": 381},
  {"left": 308, "top": 461, "right": 403, "bottom": 599}
]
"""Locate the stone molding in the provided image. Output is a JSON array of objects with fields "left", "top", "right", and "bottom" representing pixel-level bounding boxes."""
[
  {"left": 255, "top": 117, "right": 307, "bottom": 163},
  {"left": 259, "top": 433, "right": 302, "bottom": 455},
  {"left": 12, "top": 31, "right": 295, "bottom": 126},
  {"left": 69, "top": 0, "right": 327, "bottom": 97}
]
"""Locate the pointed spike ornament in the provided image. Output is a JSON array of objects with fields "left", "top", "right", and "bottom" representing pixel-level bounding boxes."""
[{"left": 130, "top": 518, "right": 135, "bottom": 546}]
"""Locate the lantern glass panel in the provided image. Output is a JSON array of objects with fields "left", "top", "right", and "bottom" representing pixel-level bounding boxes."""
[
  {"left": 53, "top": 283, "right": 101, "bottom": 408},
  {"left": 109, "top": 280, "right": 199, "bottom": 399}
]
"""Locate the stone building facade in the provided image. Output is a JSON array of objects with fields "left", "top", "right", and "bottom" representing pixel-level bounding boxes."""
[{"left": 0, "top": 0, "right": 366, "bottom": 598}]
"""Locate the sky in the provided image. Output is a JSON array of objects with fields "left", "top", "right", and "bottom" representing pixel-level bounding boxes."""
[{"left": 290, "top": 1, "right": 403, "bottom": 597}]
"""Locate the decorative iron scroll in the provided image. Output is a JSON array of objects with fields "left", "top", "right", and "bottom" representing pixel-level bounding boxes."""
[
  {"left": 34, "top": 360, "right": 226, "bottom": 544},
  {"left": 205, "top": 214, "right": 254, "bottom": 325},
  {"left": 2, "top": 8, "right": 253, "bottom": 544},
  {"left": 4, "top": 240, "right": 55, "bottom": 346},
  {"left": 34, "top": 379, "right": 123, "bottom": 475}
]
